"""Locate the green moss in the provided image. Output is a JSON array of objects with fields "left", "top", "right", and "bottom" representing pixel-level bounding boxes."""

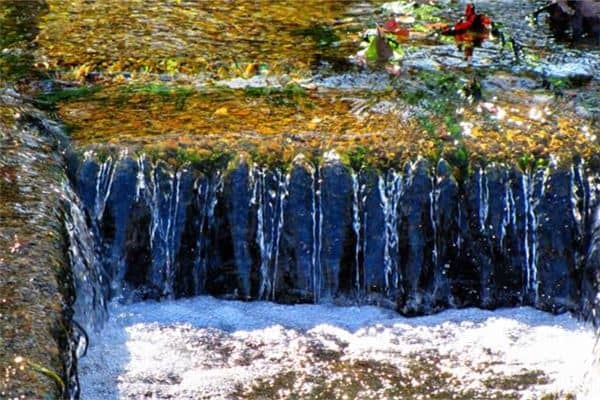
[
  {"left": 343, "top": 145, "right": 369, "bottom": 171},
  {"left": 0, "top": 0, "right": 48, "bottom": 84},
  {"left": 120, "top": 83, "right": 195, "bottom": 110},
  {"left": 240, "top": 83, "right": 308, "bottom": 107},
  {"left": 245, "top": 82, "right": 306, "bottom": 99},
  {"left": 443, "top": 144, "right": 470, "bottom": 180},
  {"left": 517, "top": 153, "right": 551, "bottom": 172},
  {"left": 0, "top": 52, "right": 37, "bottom": 82},
  {"left": 36, "top": 85, "right": 102, "bottom": 108},
  {"left": 249, "top": 150, "right": 292, "bottom": 172},
  {"left": 396, "top": 71, "right": 467, "bottom": 143},
  {"left": 177, "top": 148, "right": 232, "bottom": 171},
  {"left": 121, "top": 83, "right": 194, "bottom": 97}
]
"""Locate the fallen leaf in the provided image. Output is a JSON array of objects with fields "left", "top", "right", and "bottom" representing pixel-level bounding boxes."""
[
  {"left": 442, "top": 3, "right": 492, "bottom": 36},
  {"left": 214, "top": 107, "right": 229, "bottom": 116},
  {"left": 382, "top": 18, "right": 410, "bottom": 39}
]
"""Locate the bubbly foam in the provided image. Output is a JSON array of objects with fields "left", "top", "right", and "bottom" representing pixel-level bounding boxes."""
[{"left": 79, "top": 296, "right": 597, "bottom": 399}]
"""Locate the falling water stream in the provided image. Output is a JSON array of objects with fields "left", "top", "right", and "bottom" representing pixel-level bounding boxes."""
[
  {"left": 2, "top": 0, "right": 600, "bottom": 398},
  {"left": 61, "top": 151, "right": 600, "bottom": 399}
]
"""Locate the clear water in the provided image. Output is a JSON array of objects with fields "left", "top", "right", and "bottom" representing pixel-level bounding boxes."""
[{"left": 80, "top": 296, "right": 597, "bottom": 399}]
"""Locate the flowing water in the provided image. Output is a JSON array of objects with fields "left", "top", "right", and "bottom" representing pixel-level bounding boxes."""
[
  {"left": 2, "top": 0, "right": 600, "bottom": 398},
  {"left": 63, "top": 150, "right": 600, "bottom": 398},
  {"left": 79, "top": 297, "right": 596, "bottom": 399}
]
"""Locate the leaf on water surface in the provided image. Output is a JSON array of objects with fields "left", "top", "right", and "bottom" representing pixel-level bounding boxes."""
[
  {"left": 382, "top": 18, "right": 410, "bottom": 40},
  {"left": 442, "top": 3, "right": 492, "bottom": 36},
  {"left": 214, "top": 107, "right": 229, "bottom": 117},
  {"left": 364, "top": 26, "right": 405, "bottom": 64}
]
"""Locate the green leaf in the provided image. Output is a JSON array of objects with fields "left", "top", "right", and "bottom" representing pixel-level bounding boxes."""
[{"left": 365, "top": 36, "right": 378, "bottom": 61}]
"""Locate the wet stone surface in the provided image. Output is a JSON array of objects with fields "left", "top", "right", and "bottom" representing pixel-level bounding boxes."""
[
  {"left": 65, "top": 151, "right": 600, "bottom": 318},
  {"left": 0, "top": 93, "right": 73, "bottom": 398},
  {"left": 0, "top": 0, "right": 598, "bottom": 169}
]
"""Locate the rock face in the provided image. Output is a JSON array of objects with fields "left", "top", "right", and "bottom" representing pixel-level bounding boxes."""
[
  {"left": 541, "top": 0, "right": 600, "bottom": 41},
  {"left": 67, "top": 151, "right": 600, "bottom": 327},
  {"left": 0, "top": 110, "right": 77, "bottom": 399},
  {"left": 276, "top": 156, "right": 317, "bottom": 303}
]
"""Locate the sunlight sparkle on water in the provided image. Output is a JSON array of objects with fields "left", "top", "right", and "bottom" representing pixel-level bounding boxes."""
[{"left": 79, "top": 296, "right": 597, "bottom": 400}]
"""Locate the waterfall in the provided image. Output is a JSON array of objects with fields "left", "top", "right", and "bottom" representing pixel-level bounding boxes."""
[
  {"left": 192, "top": 171, "right": 222, "bottom": 295},
  {"left": 62, "top": 151, "right": 600, "bottom": 400},
  {"left": 456, "top": 201, "right": 463, "bottom": 254},
  {"left": 430, "top": 173, "right": 439, "bottom": 269},
  {"left": 92, "top": 155, "right": 116, "bottom": 221},
  {"left": 62, "top": 181, "right": 107, "bottom": 332},
  {"left": 528, "top": 167, "right": 549, "bottom": 304},
  {"left": 312, "top": 166, "right": 323, "bottom": 302},
  {"left": 522, "top": 174, "right": 533, "bottom": 297},
  {"left": 66, "top": 152, "right": 600, "bottom": 317},
  {"left": 352, "top": 172, "right": 361, "bottom": 295},
  {"left": 271, "top": 171, "right": 289, "bottom": 301},
  {"left": 379, "top": 170, "right": 402, "bottom": 296},
  {"left": 499, "top": 171, "right": 515, "bottom": 250},
  {"left": 252, "top": 167, "right": 289, "bottom": 300},
  {"left": 478, "top": 168, "right": 489, "bottom": 232},
  {"left": 149, "top": 166, "right": 178, "bottom": 297},
  {"left": 361, "top": 176, "right": 370, "bottom": 294},
  {"left": 135, "top": 154, "right": 146, "bottom": 202}
]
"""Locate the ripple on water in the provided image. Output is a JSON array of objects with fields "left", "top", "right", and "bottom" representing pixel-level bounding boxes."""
[{"left": 79, "top": 296, "right": 597, "bottom": 400}]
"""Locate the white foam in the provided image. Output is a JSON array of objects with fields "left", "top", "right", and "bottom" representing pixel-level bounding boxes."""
[{"left": 79, "top": 296, "right": 598, "bottom": 399}]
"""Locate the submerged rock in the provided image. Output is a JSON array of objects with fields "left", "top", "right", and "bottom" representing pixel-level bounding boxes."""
[{"left": 540, "top": 0, "right": 600, "bottom": 41}]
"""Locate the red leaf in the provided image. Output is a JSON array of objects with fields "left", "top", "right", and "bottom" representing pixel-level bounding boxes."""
[
  {"left": 395, "top": 28, "right": 410, "bottom": 39},
  {"left": 382, "top": 18, "right": 410, "bottom": 39},
  {"left": 465, "top": 3, "right": 476, "bottom": 19},
  {"left": 442, "top": 3, "right": 492, "bottom": 36},
  {"left": 382, "top": 18, "right": 399, "bottom": 33}
]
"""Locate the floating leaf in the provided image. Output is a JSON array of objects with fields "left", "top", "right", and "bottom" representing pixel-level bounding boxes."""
[
  {"left": 442, "top": 3, "right": 492, "bottom": 36},
  {"left": 382, "top": 18, "right": 410, "bottom": 40}
]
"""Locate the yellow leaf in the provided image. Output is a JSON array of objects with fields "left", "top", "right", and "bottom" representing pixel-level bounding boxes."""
[{"left": 214, "top": 107, "right": 229, "bottom": 117}]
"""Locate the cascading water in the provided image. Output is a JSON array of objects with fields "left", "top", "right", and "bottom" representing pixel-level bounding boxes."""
[
  {"left": 66, "top": 151, "right": 600, "bottom": 316},
  {"left": 251, "top": 167, "right": 289, "bottom": 300},
  {"left": 379, "top": 170, "right": 402, "bottom": 297},
  {"left": 64, "top": 150, "right": 600, "bottom": 399},
  {"left": 148, "top": 165, "right": 185, "bottom": 298},
  {"left": 430, "top": 173, "right": 439, "bottom": 271},
  {"left": 313, "top": 165, "right": 323, "bottom": 301},
  {"left": 62, "top": 181, "right": 108, "bottom": 333},
  {"left": 478, "top": 168, "right": 489, "bottom": 233},
  {"left": 351, "top": 171, "right": 361, "bottom": 295},
  {"left": 192, "top": 171, "right": 222, "bottom": 295}
]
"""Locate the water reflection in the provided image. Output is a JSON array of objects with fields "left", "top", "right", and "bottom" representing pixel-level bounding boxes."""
[
  {"left": 0, "top": 0, "right": 47, "bottom": 83},
  {"left": 34, "top": 0, "right": 376, "bottom": 80}
]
